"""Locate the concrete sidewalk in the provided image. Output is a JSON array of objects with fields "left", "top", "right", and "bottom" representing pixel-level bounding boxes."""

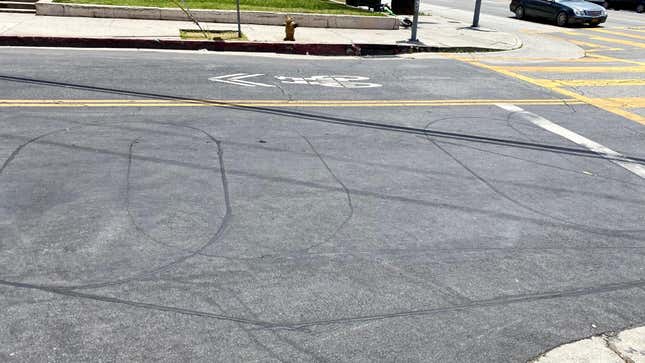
[
  {"left": 0, "top": 12, "right": 521, "bottom": 51},
  {"left": 532, "top": 326, "right": 645, "bottom": 363}
]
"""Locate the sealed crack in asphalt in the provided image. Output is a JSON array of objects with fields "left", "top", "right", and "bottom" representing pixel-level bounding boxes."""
[
  {"left": 296, "top": 133, "right": 354, "bottom": 254},
  {"left": 2, "top": 277, "right": 645, "bottom": 331}
]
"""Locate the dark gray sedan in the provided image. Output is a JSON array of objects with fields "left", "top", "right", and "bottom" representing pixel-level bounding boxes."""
[{"left": 510, "top": 0, "right": 608, "bottom": 26}]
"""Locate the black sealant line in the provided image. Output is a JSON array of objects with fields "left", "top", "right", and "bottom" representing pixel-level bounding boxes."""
[
  {"left": 1, "top": 74, "right": 644, "bottom": 165},
  {"left": 2, "top": 277, "right": 645, "bottom": 330}
]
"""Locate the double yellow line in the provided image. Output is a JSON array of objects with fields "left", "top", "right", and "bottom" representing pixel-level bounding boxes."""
[
  {"left": 545, "top": 79, "right": 645, "bottom": 87},
  {"left": 499, "top": 65, "right": 645, "bottom": 73},
  {"left": 0, "top": 98, "right": 585, "bottom": 108}
]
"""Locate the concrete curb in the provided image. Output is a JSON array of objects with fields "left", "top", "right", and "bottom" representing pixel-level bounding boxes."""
[
  {"left": 530, "top": 326, "right": 645, "bottom": 363},
  {"left": 35, "top": 0, "right": 399, "bottom": 30},
  {"left": 0, "top": 36, "right": 510, "bottom": 55}
]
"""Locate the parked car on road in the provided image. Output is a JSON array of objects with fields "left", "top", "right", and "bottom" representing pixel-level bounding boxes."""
[
  {"left": 602, "top": 0, "right": 645, "bottom": 11},
  {"left": 511, "top": 0, "right": 608, "bottom": 26}
]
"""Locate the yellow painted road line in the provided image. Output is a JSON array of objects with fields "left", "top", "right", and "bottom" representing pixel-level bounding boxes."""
[
  {"left": 0, "top": 99, "right": 204, "bottom": 104},
  {"left": 602, "top": 97, "right": 645, "bottom": 108},
  {"left": 589, "top": 29, "right": 645, "bottom": 41},
  {"left": 450, "top": 56, "right": 645, "bottom": 125},
  {"left": 586, "top": 54, "right": 645, "bottom": 66},
  {"left": 478, "top": 57, "right": 617, "bottom": 64},
  {"left": 0, "top": 103, "right": 218, "bottom": 107},
  {"left": 498, "top": 65, "right": 645, "bottom": 73},
  {"left": 556, "top": 30, "right": 581, "bottom": 36},
  {"left": 589, "top": 36, "right": 645, "bottom": 49},
  {"left": 521, "top": 30, "right": 577, "bottom": 35},
  {"left": 0, "top": 99, "right": 580, "bottom": 104},
  {"left": 599, "top": 26, "right": 645, "bottom": 31},
  {"left": 568, "top": 39, "right": 611, "bottom": 49},
  {"left": 0, "top": 103, "right": 585, "bottom": 108},
  {"left": 550, "top": 79, "right": 645, "bottom": 87},
  {"left": 543, "top": 36, "right": 624, "bottom": 53},
  {"left": 0, "top": 99, "right": 585, "bottom": 108},
  {"left": 585, "top": 48, "right": 625, "bottom": 52},
  {"left": 535, "top": 57, "right": 616, "bottom": 63}
]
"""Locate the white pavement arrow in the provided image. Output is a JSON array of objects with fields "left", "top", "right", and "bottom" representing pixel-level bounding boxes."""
[{"left": 208, "top": 73, "right": 275, "bottom": 87}]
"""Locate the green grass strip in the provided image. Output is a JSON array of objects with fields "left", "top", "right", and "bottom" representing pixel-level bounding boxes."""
[{"left": 54, "top": 0, "right": 384, "bottom": 16}]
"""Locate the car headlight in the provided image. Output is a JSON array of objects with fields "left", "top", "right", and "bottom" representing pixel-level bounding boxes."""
[
  {"left": 600, "top": 8, "right": 606, "bottom": 15},
  {"left": 573, "top": 9, "right": 583, "bottom": 15}
]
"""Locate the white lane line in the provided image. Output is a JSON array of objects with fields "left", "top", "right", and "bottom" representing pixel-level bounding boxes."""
[{"left": 496, "top": 104, "right": 645, "bottom": 179}]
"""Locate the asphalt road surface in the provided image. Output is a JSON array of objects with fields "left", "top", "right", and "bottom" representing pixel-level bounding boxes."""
[{"left": 1, "top": 42, "right": 644, "bottom": 362}]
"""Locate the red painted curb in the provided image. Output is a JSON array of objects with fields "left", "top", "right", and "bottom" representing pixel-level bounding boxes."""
[
  {"left": 0, "top": 36, "right": 361, "bottom": 55},
  {"left": 0, "top": 36, "right": 501, "bottom": 55}
]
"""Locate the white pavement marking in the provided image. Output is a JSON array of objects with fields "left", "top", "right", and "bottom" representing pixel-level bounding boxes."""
[
  {"left": 210, "top": 74, "right": 382, "bottom": 88},
  {"left": 496, "top": 104, "right": 645, "bottom": 179},
  {"left": 275, "top": 75, "right": 383, "bottom": 88},
  {"left": 209, "top": 73, "right": 275, "bottom": 87}
]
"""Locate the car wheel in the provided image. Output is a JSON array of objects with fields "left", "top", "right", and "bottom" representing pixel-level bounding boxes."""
[
  {"left": 636, "top": 3, "right": 644, "bottom": 12},
  {"left": 515, "top": 5, "right": 525, "bottom": 19},
  {"left": 556, "top": 11, "right": 568, "bottom": 26}
]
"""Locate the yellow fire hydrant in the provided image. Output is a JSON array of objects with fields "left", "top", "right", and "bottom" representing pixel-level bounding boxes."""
[{"left": 284, "top": 16, "right": 297, "bottom": 41}]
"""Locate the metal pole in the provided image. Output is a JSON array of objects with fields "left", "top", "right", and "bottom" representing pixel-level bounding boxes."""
[
  {"left": 472, "top": 0, "right": 482, "bottom": 27},
  {"left": 409, "top": 0, "right": 420, "bottom": 42},
  {"left": 236, "top": 0, "right": 242, "bottom": 38}
]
